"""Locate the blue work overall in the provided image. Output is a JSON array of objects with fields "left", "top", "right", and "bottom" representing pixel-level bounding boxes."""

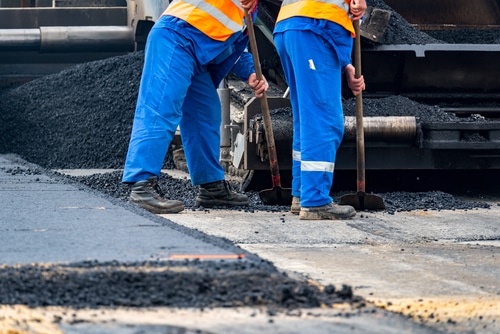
[
  {"left": 122, "top": 16, "right": 253, "bottom": 186},
  {"left": 274, "top": 17, "right": 353, "bottom": 207}
]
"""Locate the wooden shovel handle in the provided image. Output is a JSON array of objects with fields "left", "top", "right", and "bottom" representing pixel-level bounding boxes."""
[
  {"left": 245, "top": 12, "right": 282, "bottom": 187},
  {"left": 354, "top": 19, "right": 366, "bottom": 193}
]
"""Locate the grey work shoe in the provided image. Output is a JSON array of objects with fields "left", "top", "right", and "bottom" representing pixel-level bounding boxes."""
[
  {"left": 299, "top": 202, "right": 356, "bottom": 220},
  {"left": 195, "top": 180, "right": 249, "bottom": 208},
  {"left": 290, "top": 196, "right": 300, "bottom": 215},
  {"left": 129, "top": 176, "right": 184, "bottom": 214}
]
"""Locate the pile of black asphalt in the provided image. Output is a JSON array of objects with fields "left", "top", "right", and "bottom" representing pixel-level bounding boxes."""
[
  {"left": 366, "top": 0, "right": 440, "bottom": 45},
  {"left": 0, "top": 50, "right": 487, "bottom": 170},
  {"left": 0, "top": 258, "right": 362, "bottom": 310},
  {"left": 0, "top": 51, "right": 143, "bottom": 170},
  {"left": 366, "top": 0, "right": 500, "bottom": 45},
  {"left": 0, "top": 53, "right": 492, "bottom": 216}
]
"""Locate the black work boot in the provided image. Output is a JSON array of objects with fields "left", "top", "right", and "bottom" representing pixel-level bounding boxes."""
[
  {"left": 129, "top": 176, "right": 184, "bottom": 214},
  {"left": 195, "top": 180, "right": 249, "bottom": 208}
]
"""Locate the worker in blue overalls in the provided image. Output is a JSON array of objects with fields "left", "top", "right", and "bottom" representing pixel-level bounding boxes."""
[
  {"left": 274, "top": 0, "right": 367, "bottom": 220},
  {"left": 122, "top": 0, "right": 267, "bottom": 214}
]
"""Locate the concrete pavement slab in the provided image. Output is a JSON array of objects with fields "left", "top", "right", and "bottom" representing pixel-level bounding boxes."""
[{"left": 164, "top": 195, "right": 500, "bottom": 334}]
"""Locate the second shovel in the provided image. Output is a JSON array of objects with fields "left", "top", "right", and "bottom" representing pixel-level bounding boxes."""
[
  {"left": 340, "top": 20, "right": 385, "bottom": 211},
  {"left": 245, "top": 11, "right": 292, "bottom": 206}
]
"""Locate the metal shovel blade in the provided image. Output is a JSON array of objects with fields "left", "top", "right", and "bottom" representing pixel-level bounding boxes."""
[
  {"left": 340, "top": 191, "right": 385, "bottom": 211},
  {"left": 359, "top": 7, "right": 392, "bottom": 43},
  {"left": 259, "top": 186, "right": 293, "bottom": 206}
]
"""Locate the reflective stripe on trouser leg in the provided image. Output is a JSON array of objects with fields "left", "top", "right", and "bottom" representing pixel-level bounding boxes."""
[
  {"left": 179, "top": 71, "right": 225, "bottom": 186},
  {"left": 276, "top": 29, "right": 344, "bottom": 207},
  {"left": 122, "top": 27, "right": 195, "bottom": 183}
]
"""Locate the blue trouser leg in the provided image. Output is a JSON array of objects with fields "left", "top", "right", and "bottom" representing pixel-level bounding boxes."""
[
  {"left": 274, "top": 33, "right": 301, "bottom": 199},
  {"left": 122, "top": 27, "right": 195, "bottom": 183},
  {"left": 274, "top": 30, "right": 344, "bottom": 207},
  {"left": 179, "top": 72, "right": 225, "bottom": 186}
]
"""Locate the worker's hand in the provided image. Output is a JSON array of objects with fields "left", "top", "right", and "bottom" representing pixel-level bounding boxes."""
[
  {"left": 248, "top": 73, "right": 268, "bottom": 98},
  {"left": 345, "top": 64, "right": 365, "bottom": 96},
  {"left": 350, "top": 0, "right": 367, "bottom": 20},
  {"left": 240, "top": 0, "right": 258, "bottom": 13}
]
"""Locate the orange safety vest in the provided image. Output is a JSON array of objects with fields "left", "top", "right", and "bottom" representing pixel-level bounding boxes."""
[
  {"left": 163, "top": 0, "right": 246, "bottom": 41},
  {"left": 276, "top": 0, "right": 354, "bottom": 36}
]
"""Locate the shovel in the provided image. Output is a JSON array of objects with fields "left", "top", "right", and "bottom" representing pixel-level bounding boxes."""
[
  {"left": 244, "top": 11, "right": 292, "bottom": 206},
  {"left": 340, "top": 20, "right": 385, "bottom": 211}
]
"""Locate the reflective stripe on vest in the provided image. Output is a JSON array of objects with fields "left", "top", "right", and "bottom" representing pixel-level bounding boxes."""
[
  {"left": 276, "top": 0, "right": 354, "bottom": 36},
  {"left": 163, "top": 0, "right": 245, "bottom": 41}
]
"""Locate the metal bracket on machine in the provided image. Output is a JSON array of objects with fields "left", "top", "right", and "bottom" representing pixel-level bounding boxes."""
[{"left": 244, "top": 96, "right": 293, "bottom": 171}]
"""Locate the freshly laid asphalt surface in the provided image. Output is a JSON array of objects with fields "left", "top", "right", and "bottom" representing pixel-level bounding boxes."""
[
  {"left": 0, "top": 154, "right": 241, "bottom": 265},
  {"left": 1, "top": 153, "right": 499, "bottom": 334}
]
